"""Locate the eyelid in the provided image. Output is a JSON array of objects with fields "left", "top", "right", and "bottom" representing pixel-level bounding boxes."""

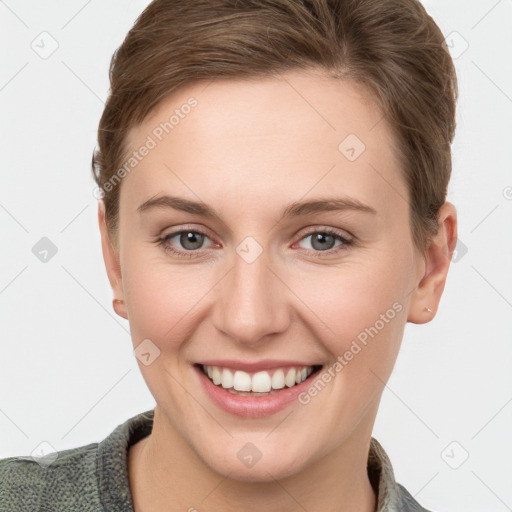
[
  {"left": 296, "top": 225, "right": 353, "bottom": 241},
  {"left": 160, "top": 223, "right": 217, "bottom": 241}
]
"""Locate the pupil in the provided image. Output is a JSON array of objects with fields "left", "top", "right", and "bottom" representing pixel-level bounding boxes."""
[
  {"left": 182, "top": 232, "right": 203, "bottom": 250},
  {"left": 312, "top": 233, "right": 334, "bottom": 251}
]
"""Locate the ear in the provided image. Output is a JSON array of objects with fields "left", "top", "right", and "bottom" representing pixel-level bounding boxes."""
[
  {"left": 407, "top": 201, "right": 458, "bottom": 324},
  {"left": 98, "top": 200, "right": 128, "bottom": 319}
]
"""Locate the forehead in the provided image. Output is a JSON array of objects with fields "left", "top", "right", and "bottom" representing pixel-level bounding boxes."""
[{"left": 120, "top": 69, "right": 407, "bottom": 219}]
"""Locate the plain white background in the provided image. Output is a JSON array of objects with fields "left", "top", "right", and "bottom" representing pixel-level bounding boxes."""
[{"left": 0, "top": 1, "right": 511, "bottom": 510}]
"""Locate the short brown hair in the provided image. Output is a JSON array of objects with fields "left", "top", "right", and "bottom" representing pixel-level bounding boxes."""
[{"left": 92, "top": 0, "right": 458, "bottom": 254}]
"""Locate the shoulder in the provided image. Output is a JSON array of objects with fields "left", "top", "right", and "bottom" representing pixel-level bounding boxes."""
[
  {"left": 395, "top": 482, "right": 435, "bottom": 512},
  {"left": 368, "top": 438, "right": 437, "bottom": 512},
  {"left": 0, "top": 410, "right": 154, "bottom": 512},
  {"left": 0, "top": 442, "right": 102, "bottom": 511}
]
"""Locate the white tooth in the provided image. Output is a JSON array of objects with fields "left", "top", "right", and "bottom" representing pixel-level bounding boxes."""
[
  {"left": 212, "top": 366, "right": 221, "bottom": 385},
  {"left": 285, "top": 368, "right": 296, "bottom": 387},
  {"left": 307, "top": 367, "right": 313, "bottom": 377},
  {"left": 271, "top": 369, "right": 285, "bottom": 389},
  {"left": 221, "top": 368, "right": 234, "bottom": 388},
  {"left": 295, "top": 368, "right": 302, "bottom": 384},
  {"left": 233, "top": 370, "right": 252, "bottom": 391},
  {"left": 252, "top": 371, "right": 272, "bottom": 392},
  {"left": 301, "top": 368, "right": 308, "bottom": 382},
  {"left": 207, "top": 366, "right": 213, "bottom": 379}
]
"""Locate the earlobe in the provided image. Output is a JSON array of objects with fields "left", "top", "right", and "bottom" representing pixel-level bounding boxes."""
[
  {"left": 407, "top": 202, "right": 458, "bottom": 324},
  {"left": 97, "top": 200, "right": 128, "bottom": 319}
]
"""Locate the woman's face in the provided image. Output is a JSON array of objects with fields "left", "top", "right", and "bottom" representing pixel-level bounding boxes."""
[{"left": 101, "top": 69, "right": 430, "bottom": 480}]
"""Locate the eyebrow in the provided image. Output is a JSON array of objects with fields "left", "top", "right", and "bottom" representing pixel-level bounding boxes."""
[{"left": 137, "top": 194, "right": 377, "bottom": 220}]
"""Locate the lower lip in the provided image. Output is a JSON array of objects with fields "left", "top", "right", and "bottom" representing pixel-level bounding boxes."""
[{"left": 194, "top": 364, "right": 320, "bottom": 418}]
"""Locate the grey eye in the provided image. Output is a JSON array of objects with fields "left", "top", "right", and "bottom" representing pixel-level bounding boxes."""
[
  {"left": 298, "top": 232, "right": 345, "bottom": 252},
  {"left": 168, "top": 231, "right": 207, "bottom": 250},
  {"left": 309, "top": 233, "right": 337, "bottom": 251}
]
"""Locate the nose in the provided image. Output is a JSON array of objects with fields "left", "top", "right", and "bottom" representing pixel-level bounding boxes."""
[{"left": 212, "top": 241, "right": 290, "bottom": 346}]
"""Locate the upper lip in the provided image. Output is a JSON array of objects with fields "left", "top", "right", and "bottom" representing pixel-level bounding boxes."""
[{"left": 196, "top": 359, "right": 321, "bottom": 373}]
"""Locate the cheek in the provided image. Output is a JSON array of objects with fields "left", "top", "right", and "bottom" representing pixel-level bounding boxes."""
[
  {"left": 121, "top": 252, "right": 214, "bottom": 348},
  {"left": 290, "top": 255, "right": 410, "bottom": 354},
  {"left": 291, "top": 265, "right": 409, "bottom": 433}
]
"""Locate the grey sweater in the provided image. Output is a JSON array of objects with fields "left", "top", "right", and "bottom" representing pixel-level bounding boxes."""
[{"left": 0, "top": 409, "right": 432, "bottom": 511}]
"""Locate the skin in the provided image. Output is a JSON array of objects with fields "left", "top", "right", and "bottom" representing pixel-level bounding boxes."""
[{"left": 98, "top": 68, "right": 457, "bottom": 512}]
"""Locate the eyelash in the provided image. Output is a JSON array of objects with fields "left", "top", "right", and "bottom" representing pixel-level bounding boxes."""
[{"left": 155, "top": 227, "right": 354, "bottom": 259}]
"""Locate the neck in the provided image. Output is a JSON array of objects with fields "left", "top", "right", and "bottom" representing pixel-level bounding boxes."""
[{"left": 128, "top": 406, "right": 377, "bottom": 512}]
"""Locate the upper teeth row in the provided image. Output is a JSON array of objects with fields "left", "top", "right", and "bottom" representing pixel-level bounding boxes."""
[{"left": 203, "top": 365, "right": 314, "bottom": 392}]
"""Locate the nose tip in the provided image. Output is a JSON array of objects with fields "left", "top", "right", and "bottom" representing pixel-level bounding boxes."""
[{"left": 213, "top": 245, "right": 289, "bottom": 345}]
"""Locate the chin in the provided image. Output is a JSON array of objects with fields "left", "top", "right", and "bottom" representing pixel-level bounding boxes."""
[
  {"left": 199, "top": 440, "right": 314, "bottom": 483},
  {"left": 210, "top": 458, "right": 305, "bottom": 483}
]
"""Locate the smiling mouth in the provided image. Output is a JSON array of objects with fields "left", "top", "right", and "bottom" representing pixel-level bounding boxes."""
[{"left": 198, "top": 364, "right": 323, "bottom": 396}]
